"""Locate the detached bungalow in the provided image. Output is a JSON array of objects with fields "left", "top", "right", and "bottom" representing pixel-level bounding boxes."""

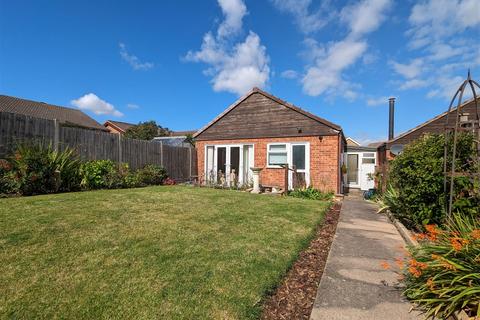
[{"left": 193, "top": 88, "right": 346, "bottom": 194}]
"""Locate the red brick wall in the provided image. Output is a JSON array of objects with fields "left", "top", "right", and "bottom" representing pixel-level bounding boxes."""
[{"left": 196, "top": 135, "right": 341, "bottom": 193}]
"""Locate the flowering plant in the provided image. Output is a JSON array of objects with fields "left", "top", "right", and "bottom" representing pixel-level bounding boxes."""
[{"left": 402, "top": 214, "right": 480, "bottom": 319}]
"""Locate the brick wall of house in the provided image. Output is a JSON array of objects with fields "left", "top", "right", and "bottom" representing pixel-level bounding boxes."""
[{"left": 196, "top": 135, "right": 341, "bottom": 193}]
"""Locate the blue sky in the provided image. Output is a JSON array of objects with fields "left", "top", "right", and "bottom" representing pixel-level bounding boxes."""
[{"left": 1, "top": 0, "right": 479, "bottom": 144}]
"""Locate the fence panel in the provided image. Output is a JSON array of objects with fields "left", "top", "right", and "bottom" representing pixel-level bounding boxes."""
[{"left": 0, "top": 112, "right": 196, "bottom": 180}]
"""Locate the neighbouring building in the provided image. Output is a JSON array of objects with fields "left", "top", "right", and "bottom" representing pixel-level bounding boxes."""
[
  {"left": 153, "top": 130, "right": 196, "bottom": 147},
  {"left": 193, "top": 87, "right": 346, "bottom": 193},
  {"left": 104, "top": 120, "right": 135, "bottom": 134},
  {"left": 376, "top": 97, "right": 479, "bottom": 189},
  {"left": 0, "top": 94, "right": 106, "bottom": 131},
  {"left": 345, "top": 138, "right": 377, "bottom": 191}
]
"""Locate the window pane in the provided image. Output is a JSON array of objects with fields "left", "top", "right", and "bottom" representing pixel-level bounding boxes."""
[
  {"left": 269, "top": 153, "right": 287, "bottom": 165},
  {"left": 362, "top": 158, "right": 375, "bottom": 164},
  {"left": 292, "top": 145, "right": 305, "bottom": 170},
  {"left": 363, "top": 153, "right": 375, "bottom": 157},
  {"left": 269, "top": 144, "right": 286, "bottom": 152}
]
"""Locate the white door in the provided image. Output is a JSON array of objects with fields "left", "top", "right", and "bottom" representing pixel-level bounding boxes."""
[
  {"left": 359, "top": 152, "right": 376, "bottom": 190},
  {"left": 288, "top": 143, "right": 310, "bottom": 190}
]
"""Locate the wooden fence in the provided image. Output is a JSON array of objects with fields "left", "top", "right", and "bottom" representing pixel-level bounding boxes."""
[{"left": 0, "top": 112, "right": 197, "bottom": 181}]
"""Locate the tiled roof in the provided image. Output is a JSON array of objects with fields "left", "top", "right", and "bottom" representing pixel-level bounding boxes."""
[
  {"left": 105, "top": 120, "right": 135, "bottom": 132},
  {"left": 0, "top": 94, "right": 106, "bottom": 131}
]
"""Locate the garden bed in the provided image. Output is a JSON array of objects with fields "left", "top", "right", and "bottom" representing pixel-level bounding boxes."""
[{"left": 261, "top": 202, "right": 341, "bottom": 320}]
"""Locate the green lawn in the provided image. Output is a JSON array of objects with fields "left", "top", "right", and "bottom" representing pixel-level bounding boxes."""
[{"left": 0, "top": 186, "right": 330, "bottom": 319}]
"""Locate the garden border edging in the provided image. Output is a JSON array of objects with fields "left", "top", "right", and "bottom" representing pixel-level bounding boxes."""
[{"left": 384, "top": 210, "right": 419, "bottom": 247}]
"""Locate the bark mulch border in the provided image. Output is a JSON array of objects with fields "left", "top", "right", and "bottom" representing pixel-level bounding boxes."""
[{"left": 261, "top": 201, "right": 342, "bottom": 320}]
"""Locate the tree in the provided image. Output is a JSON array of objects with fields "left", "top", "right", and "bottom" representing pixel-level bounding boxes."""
[{"left": 124, "top": 121, "right": 170, "bottom": 140}]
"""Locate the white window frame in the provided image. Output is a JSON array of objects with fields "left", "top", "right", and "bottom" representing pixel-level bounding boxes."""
[
  {"left": 266, "top": 142, "right": 310, "bottom": 189},
  {"left": 266, "top": 143, "right": 288, "bottom": 168}
]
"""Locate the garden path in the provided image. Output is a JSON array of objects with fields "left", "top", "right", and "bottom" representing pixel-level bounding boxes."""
[{"left": 310, "top": 192, "right": 422, "bottom": 320}]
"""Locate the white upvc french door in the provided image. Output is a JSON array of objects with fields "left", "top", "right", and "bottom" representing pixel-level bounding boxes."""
[{"left": 205, "top": 144, "right": 254, "bottom": 186}]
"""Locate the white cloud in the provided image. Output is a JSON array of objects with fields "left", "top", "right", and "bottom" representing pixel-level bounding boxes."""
[
  {"left": 399, "top": 79, "right": 429, "bottom": 90},
  {"left": 389, "top": 0, "right": 480, "bottom": 100},
  {"left": 71, "top": 93, "right": 123, "bottom": 117},
  {"left": 426, "top": 75, "right": 464, "bottom": 99},
  {"left": 119, "top": 43, "right": 154, "bottom": 71},
  {"left": 408, "top": 0, "right": 480, "bottom": 49},
  {"left": 303, "top": 39, "right": 367, "bottom": 97},
  {"left": 390, "top": 58, "right": 423, "bottom": 79},
  {"left": 217, "top": 0, "right": 247, "bottom": 38},
  {"left": 340, "top": 0, "right": 392, "bottom": 38},
  {"left": 270, "top": 0, "right": 330, "bottom": 34},
  {"left": 127, "top": 103, "right": 139, "bottom": 109},
  {"left": 186, "top": 0, "right": 270, "bottom": 95},
  {"left": 281, "top": 69, "right": 298, "bottom": 79},
  {"left": 302, "top": 0, "right": 391, "bottom": 98},
  {"left": 366, "top": 96, "right": 390, "bottom": 106}
]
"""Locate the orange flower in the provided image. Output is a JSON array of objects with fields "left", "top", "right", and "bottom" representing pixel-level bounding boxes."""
[
  {"left": 412, "top": 233, "right": 427, "bottom": 241},
  {"left": 471, "top": 229, "right": 480, "bottom": 240},
  {"left": 426, "top": 278, "right": 435, "bottom": 291},
  {"left": 431, "top": 254, "right": 441, "bottom": 260},
  {"left": 408, "top": 266, "right": 422, "bottom": 277},
  {"left": 425, "top": 224, "right": 440, "bottom": 241},
  {"left": 450, "top": 237, "right": 469, "bottom": 251},
  {"left": 380, "top": 261, "right": 391, "bottom": 270}
]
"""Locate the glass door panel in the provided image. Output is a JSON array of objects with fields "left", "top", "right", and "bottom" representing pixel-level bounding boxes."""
[
  {"left": 347, "top": 154, "right": 358, "bottom": 184},
  {"left": 230, "top": 147, "right": 240, "bottom": 186},
  {"left": 217, "top": 147, "right": 226, "bottom": 184}
]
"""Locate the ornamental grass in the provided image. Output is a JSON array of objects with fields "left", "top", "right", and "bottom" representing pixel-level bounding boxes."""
[{"left": 402, "top": 214, "right": 480, "bottom": 319}]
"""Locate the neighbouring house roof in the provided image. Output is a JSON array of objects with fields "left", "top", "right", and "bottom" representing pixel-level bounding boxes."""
[
  {"left": 346, "top": 137, "right": 361, "bottom": 146},
  {"left": 385, "top": 97, "right": 479, "bottom": 148},
  {"left": 170, "top": 130, "right": 196, "bottom": 137},
  {"left": 193, "top": 87, "right": 342, "bottom": 140},
  {"left": 347, "top": 145, "right": 377, "bottom": 152},
  {"left": 367, "top": 141, "right": 385, "bottom": 148},
  {"left": 0, "top": 94, "right": 106, "bottom": 131},
  {"left": 104, "top": 120, "right": 135, "bottom": 133}
]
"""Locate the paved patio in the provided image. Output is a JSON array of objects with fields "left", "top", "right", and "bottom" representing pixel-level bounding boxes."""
[{"left": 310, "top": 192, "right": 422, "bottom": 320}]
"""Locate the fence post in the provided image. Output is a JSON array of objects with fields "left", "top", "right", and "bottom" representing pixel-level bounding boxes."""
[
  {"left": 188, "top": 147, "right": 192, "bottom": 179},
  {"left": 160, "top": 141, "right": 164, "bottom": 167},
  {"left": 118, "top": 134, "right": 122, "bottom": 164},
  {"left": 53, "top": 119, "right": 59, "bottom": 151}
]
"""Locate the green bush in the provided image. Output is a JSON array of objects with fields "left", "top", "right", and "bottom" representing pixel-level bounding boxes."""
[
  {"left": 81, "top": 160, "right": 118, "bottom": 189},
  {"left": 402, "top": 215, "right": 480, "bottom": 319},
  {"left": 0, "top": 159, "right": 19, "bottom": 195},
  {"left": 389, "top": 133, "right": 479, "bottom": 230},
  {"left": 136, "top": 164, "right": 167, "bottom": 186},
  {"left": 8, "top": 143, "right": 81, "bottom": 195},
  {"left": 289, "top": 187, "right": 333, "bottom": 201}
]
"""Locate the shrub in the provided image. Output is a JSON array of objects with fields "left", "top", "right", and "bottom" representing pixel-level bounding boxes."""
[
  {"left": 389, "top": 133, "right": 478, "bottom": 230},
  {"left": 136, "top": 164, "right": 167, "bottom": 186},
  {"left": 402, "top": 215, "right": 480, "bottom": 319},
  {"left": 8, "top": 143, "right": 81, "bottom": 195},
  {"left": 289, "top": 187, "right": 333, "bottom": 200},
  {"left": 81, "top": 160, "right": 118, "bottom": 189},
  {"left": 0, "top": 159, "right": 19, "bottom": 195}
]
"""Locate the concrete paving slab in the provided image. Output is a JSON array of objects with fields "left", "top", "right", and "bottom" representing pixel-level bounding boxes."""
[{"left": 310, "top": 193, "right": 422, "bottom": 320}]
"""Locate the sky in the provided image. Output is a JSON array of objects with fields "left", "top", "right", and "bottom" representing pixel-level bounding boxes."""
[{"left": 1, "top": 0, "right": 479, "bottom": 144}]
